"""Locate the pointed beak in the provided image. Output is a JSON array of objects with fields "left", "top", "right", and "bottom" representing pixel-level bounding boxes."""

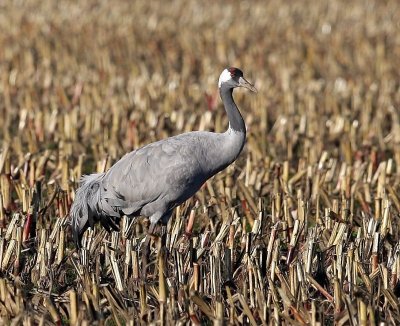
[{"left": 239, "top": 77, "right": 257, "bottom": 93}]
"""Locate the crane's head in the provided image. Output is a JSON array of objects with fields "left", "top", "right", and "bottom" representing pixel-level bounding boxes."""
[{"left": 218, "top": 67, "right": 257, "bottom": 92}]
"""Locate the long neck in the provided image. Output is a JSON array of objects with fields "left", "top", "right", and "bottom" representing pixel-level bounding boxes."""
[
  {"left": 204, "top": 84, "right": 246, "bottom": 175},
  {"left": 220, "top": 84, "right": 246, "bottom": 133}
]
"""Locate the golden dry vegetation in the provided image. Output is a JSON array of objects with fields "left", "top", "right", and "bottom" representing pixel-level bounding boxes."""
[{"left": 1, "top": 0, "right": 400, "bottom": 324}]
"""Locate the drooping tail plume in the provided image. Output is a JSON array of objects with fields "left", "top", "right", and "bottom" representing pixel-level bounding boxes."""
[{"left": 70, "top": 173, "right": 104, "bottom": 247}]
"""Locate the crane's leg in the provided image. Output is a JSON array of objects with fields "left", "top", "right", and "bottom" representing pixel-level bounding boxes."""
[
  {"left": 141, "top": 211, "right": 162, "bottom": 280},
  {"left": 141, "top": 222, "right": 155, "bottom": 280},
  {"left": 141, "top": 211, "right": 172, "bottom": 280}
]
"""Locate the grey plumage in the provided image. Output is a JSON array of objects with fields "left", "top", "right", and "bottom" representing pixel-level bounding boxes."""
[{"left": 70, "top": 67, "right": 256, "bottom": 246}]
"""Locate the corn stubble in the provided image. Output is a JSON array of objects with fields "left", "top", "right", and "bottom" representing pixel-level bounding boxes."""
[{"left": 0, "top": 0, "right": 400, "bottom": 324}]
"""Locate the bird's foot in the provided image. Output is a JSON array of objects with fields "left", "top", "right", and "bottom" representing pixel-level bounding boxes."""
[{"left": 175, "top": 231, "right": 193, "bottom": 253}]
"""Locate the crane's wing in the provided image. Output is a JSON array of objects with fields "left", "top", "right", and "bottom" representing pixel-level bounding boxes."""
[{"left": 102, "top": 134, "right": 207, "bottom": 213}]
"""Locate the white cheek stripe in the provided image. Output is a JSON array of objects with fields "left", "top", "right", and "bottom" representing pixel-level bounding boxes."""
[{"left": 218, "top": 69, "right": 232, "bottom": 88}]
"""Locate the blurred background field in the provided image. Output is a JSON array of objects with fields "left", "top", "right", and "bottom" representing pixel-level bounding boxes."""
[{"left": 0, "top": 0, "right": 400, "bottom": 324}]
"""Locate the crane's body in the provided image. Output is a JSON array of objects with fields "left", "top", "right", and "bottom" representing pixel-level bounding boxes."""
[{"left": 71, "top": 67, "right": 256, "bottom": 246}]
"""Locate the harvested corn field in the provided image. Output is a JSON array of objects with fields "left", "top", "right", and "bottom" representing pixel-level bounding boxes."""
[{"left": 1, "top": 0, "right": 400, "bottom": 324}]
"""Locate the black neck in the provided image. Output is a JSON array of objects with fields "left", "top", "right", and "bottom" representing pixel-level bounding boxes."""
[{"left": 220, "top": 84, "right": 246, "bottom": 133}]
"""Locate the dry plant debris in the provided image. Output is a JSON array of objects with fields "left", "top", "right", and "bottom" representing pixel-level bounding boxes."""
[{"left": 0, "top": 0, "right": 400, "bottom": 324}]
